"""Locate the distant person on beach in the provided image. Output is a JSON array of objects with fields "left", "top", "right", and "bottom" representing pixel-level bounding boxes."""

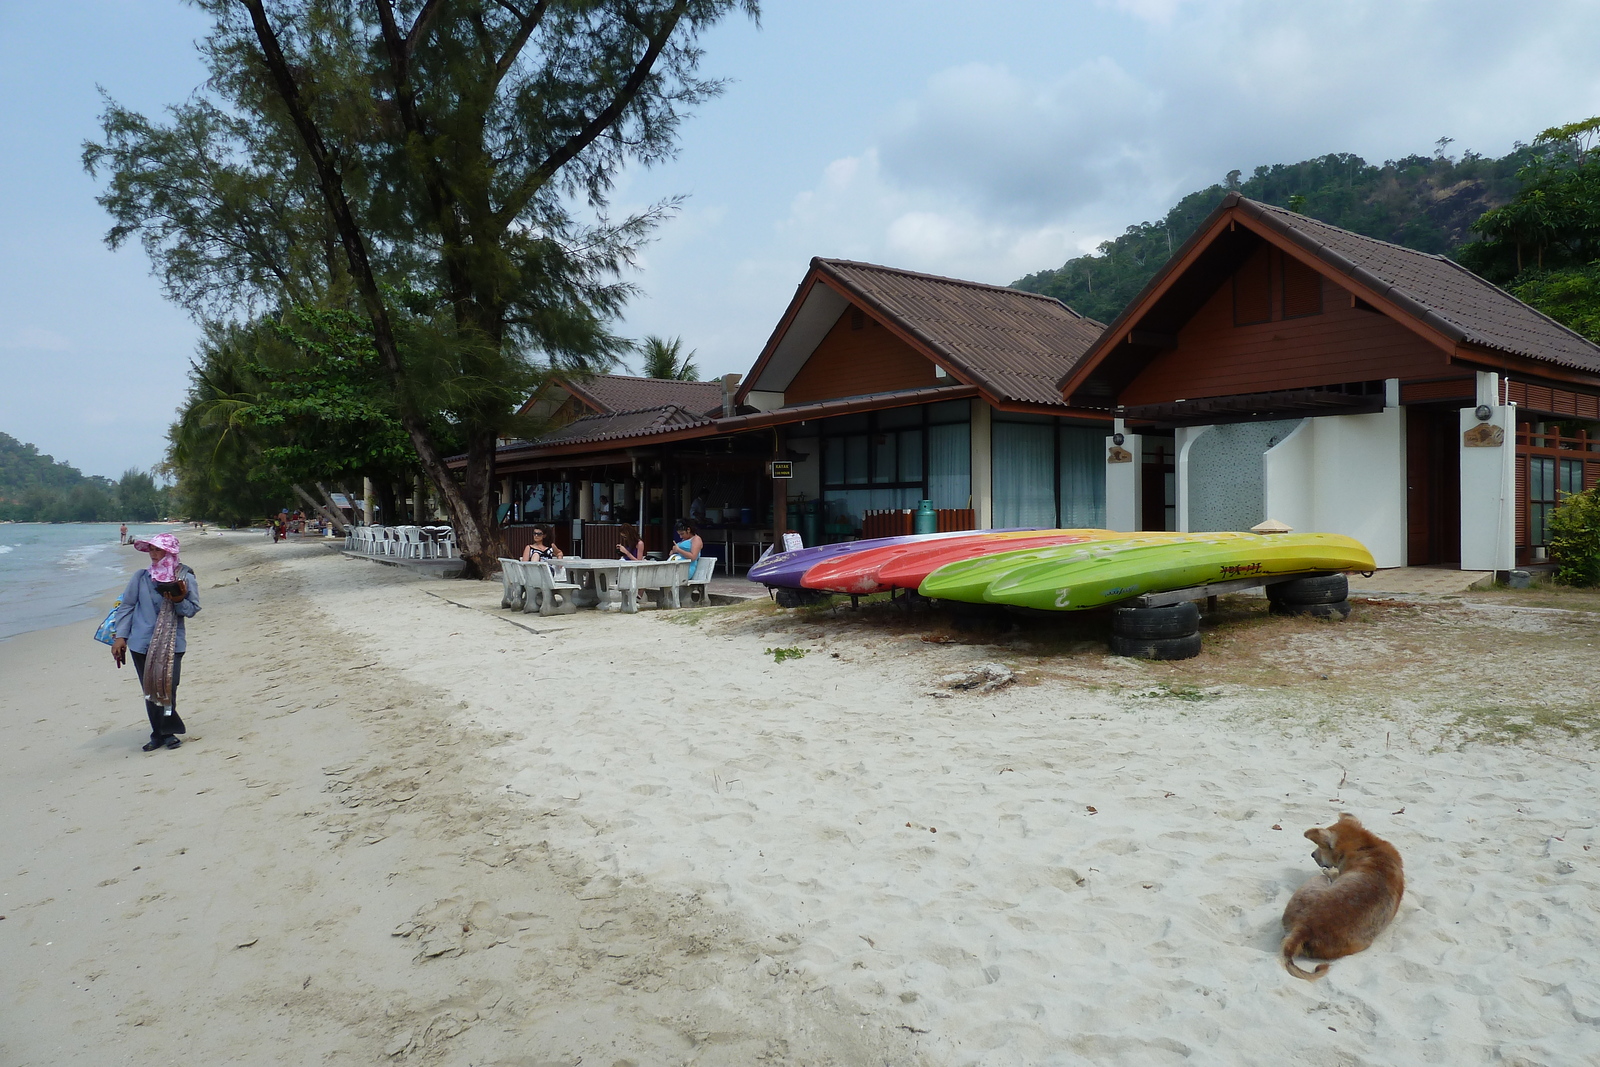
[
  {"left": 111, "top": 533, "right": 200, "bottom": 752},
  {"left": 520, "top": 524, "right": 564, "bottom": 563},
  {"left": 119, "top": 523, "right": 128, "bottom": 545},
  {"left": 668, "top": 520, "right": 702, "bottom": 570},
  {"left": 616, "top": 523, "right": 646, "bottom": 561}
]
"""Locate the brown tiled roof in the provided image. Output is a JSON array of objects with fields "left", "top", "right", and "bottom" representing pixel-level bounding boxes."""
[
  {"left": 813, "top": 259, "right": 1106, "bottom": 406},
  {"left": 1238, "top": 197, "right": 1600, "bottom": 375},
  {"left": 564, "top": 374, "right": 725, "bottom": 415},
  {"left": 533, "top": 404, "right": 714, "bottom": 448}
]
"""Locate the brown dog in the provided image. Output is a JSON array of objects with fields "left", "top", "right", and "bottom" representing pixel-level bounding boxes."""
[{"left": 1280, "top": 813, "right": 1404, "bottom": 980}]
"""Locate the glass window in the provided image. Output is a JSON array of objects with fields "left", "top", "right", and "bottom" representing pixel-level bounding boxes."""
[
  {"left": 928, "top": 422, "right": 970, "bottom": 509},
  {"left": 872, "top": 432, "right": 897, "bottom": 483},
  {"left": 876, "top": 405, "right": 923, "bottom": 429},
  {"left": 898, "top": 429, "right": 923, "bottom": 482},
  {"left": 1529, "top": 457, "right": 1556, "bottom": 546},
  {"left": 844, "top": 435, "right": 869, "bottom": 484},
  {"left": 1560, "top": 458, "right": 1584, "bottom": 501},
  {"left": 927, "top": 399, "right": 971, "bottom": 424},
  {"left": 822, "top": 412, "right": 870, "bottom": 435},
  {"left": 823, "top": 437, "right": 844, "bottom": 484}
]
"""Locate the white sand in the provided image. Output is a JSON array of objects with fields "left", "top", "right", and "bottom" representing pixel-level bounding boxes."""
[{"left": 6, "top": 532, "right": 1598, "bottom": 1065}]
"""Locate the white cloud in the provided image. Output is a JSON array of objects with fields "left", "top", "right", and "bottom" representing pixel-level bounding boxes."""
[{"left": 2, "top": 327, "right": 72, "bottom": 352}]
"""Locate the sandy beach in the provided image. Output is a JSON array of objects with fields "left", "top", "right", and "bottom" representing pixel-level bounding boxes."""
[{"left": 5, "top": 531, "right": 1599, "bottom": 1066}]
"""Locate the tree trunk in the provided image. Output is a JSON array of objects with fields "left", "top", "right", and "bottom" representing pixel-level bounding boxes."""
[
  {"left": 292, "top": 483, "right": 348, "bottom": 535},
  {"left": 314, "top": 482, "right": 352, "bottom": 534}
]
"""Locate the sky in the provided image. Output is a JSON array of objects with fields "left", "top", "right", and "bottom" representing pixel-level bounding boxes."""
[{"left": 3, "top": 0, "right": 1599, "bottom": 479}]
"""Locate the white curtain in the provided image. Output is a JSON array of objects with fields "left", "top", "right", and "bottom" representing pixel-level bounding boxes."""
[
  {"left": 928, "top": 423, "right": 971, "bottom": 510},
  {"left": 992, "top": 422, "right": 1055, "bottom": 528},
  {"left": 1059, "top": 426, "right": 1106, "bottom": 528}
]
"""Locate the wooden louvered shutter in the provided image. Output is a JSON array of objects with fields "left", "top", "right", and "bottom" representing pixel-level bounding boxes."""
[
  {"left": 1281, "top": 254, "right": 1323, "bottom": 318},
  {"left": 1232, "top": 246, "right": 1271, "bottom": 325}
]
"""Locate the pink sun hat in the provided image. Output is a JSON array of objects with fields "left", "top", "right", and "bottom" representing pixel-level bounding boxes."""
[{"left": 132, "top": 532, "right": 183, "bottom": 582}]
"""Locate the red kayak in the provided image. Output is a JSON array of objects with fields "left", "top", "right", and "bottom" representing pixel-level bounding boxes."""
[{"left": 803, "top": 529, "right": 1113, "bottom": 595}]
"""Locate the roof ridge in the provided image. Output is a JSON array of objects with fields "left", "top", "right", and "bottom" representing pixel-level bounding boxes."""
[
  {"left": 816, "top": 257, "right": 1082, "bottom": 313},
  {"left": 1243, "top": 197, "right": 1457, "bottom": 264}
]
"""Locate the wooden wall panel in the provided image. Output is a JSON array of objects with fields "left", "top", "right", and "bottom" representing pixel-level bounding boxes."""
[
  {"left": 1121, "top": 273, "right": 1452, "bottom": 404},
  {"left": 784, "top": 306, "right": 939, "bottom": 405}
]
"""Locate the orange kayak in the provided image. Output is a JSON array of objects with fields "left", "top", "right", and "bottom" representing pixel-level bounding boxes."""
[{"left": 802, "top": 529, "right": 1132, "bottom": 595}]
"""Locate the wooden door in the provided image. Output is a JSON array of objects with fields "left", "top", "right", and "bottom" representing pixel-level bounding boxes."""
[{"left": 1405, "top": 407, "right": 1460, "bottom": 566}]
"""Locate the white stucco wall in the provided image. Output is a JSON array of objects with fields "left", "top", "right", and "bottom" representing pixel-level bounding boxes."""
[
  {"left": 1104, "top": 433, "right": 1143, "bottom": 532},
  {"left": 1173, "top": 425, "right": 1205, "bottom": 532},
  {"left": 1459, "top": 404, "right": 1517, "bottom": 571},
  {"left": 971, "top": 400, "right": 993, "bottom": 528},
  {"left": 1262, "top": 408, "right": 1408, "bottom": 568}
]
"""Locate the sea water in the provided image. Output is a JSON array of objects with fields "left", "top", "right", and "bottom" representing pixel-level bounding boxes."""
[{"left": 0, "top": 523, "right": 176, "bottom": 642}]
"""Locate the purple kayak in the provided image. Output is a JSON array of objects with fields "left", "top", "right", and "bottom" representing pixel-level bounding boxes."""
[{"left": 750, "top": 529, "right": 1029, "bottom": 589}]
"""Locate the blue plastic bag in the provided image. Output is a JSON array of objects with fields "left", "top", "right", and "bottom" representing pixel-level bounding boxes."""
[{"left": 93, "top": 598, "right": 121, "bottom": 645}]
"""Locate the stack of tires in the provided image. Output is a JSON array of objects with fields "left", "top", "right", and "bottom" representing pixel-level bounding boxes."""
[
  {"left": 1109, "top": 601, "right": 1201, "bottom": 660},
  {"left": 1267, "top": 573, "right": 1351, "bottom": 618}
]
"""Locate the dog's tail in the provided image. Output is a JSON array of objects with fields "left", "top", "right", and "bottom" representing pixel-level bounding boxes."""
[{"left": 1281, "top": 931, "right": 1330, "bottom": 981}]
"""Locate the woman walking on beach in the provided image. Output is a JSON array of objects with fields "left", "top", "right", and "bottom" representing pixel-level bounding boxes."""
[{"left": 110, "top": 533, "right": 200, "bottom": 752}]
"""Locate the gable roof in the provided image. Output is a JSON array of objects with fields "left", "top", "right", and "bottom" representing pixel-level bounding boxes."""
[
  {"left": 532, "top": 404, "right": 714, "bottom": 449},
  {"left": 740, "top": 258, "right": 1106, "bottom": 409},
  {"left": 1059, "top": 193, "right": 1600, "bottom": 405},
  {"left": 559, "top": 374, "right": 726, "bottom": 416}
]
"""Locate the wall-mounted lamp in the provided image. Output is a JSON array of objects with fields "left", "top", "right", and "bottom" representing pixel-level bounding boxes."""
[
  {"left": 1474, "top": 404, "right": 1492, "bottom": 422},
  {"left": 1111, "top": 432, "right": 1125, "bottom": 446}
]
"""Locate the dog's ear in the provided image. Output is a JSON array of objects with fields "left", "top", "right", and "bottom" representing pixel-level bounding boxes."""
[
  {"left": 1304, "top": 827, "right": 1332, "bottom": 847},
  {"left": 1335, "top": 813, "right": 1364, "bottom": 831}
]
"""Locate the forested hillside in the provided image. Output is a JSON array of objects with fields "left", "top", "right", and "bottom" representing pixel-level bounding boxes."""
[
  {"left": 1012, "top": 147, "right": 1537, "bottom": 325},
  {"left": 0, "top": 432, "right": 165, "bottom": 522}
]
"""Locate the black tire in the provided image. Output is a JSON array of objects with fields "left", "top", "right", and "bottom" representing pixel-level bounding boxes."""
[
  {"left": 1268, "top": 573, "right": 1348, "bottom": 605},
  {"left": 1109, "top": 632, "right": 1203, "bottom": 660},
  {"left": 1271, "top": 598, "right": 1352, "bottom": 619},
  {"left": 1111, "top": 602, "right": 1200, "bottom": 639},
  {"left": 774, "top": 586, "right": 827, "bottom": 608}
]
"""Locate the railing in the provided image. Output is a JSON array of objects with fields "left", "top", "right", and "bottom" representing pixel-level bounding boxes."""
[{"left": 860, "top": 508, "right": 977, "bottom": 539}]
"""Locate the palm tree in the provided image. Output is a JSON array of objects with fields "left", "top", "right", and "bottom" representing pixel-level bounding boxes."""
[{"left": 638, "top": 335, "right": 700, "bottom": 380}]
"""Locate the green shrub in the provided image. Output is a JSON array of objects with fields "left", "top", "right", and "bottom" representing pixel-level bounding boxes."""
[{"left": 1548, "top": 485, "right": 1600, "bottom": 586}]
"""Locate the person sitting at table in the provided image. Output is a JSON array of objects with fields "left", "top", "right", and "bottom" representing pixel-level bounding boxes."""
[
  {"left": 668, "top": 519, "right": 703, "bottom": 574},
  {"left": 520, "top": 523, "right": 564, "bottom": 563},
  {"left": 616, "top": 523, "right": 647, "bottom": 561}
]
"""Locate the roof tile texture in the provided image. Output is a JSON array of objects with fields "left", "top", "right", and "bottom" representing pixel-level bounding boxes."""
[
  {"left": 568, "top": 374, "right": 725, "bottom": 415},
  {"left": 1245, "top": 199, "right": 1600, "bottom": 375},
  {"left": 535, "top": 405, "right": 712, "bottom": 448},
  {"left": 817, "top": 260, "right": 1105, "bottom": 406}
]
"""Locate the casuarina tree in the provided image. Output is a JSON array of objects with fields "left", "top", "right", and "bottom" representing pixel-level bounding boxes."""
[{"left": 86, "top": 0, "right": 756, "bottom": 576}]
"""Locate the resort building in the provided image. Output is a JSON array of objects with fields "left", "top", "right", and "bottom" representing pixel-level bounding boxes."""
[
  {"left": 480, "top": 197, "right": 1600, "bottom": 573},
  {"left": 1059, "top": 193, "right": 1600, "bottom": 570}
]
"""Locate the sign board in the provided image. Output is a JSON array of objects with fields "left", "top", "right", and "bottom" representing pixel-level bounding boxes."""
[
  {"left": 783, "top": 532, "right": 804, "bottom": 552},
  {"left": 769, "top": 460, "right": 794, "bottom": 479}
]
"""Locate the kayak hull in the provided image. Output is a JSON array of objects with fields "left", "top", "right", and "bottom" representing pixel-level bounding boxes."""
[
  {"left": 918, "top": 532, "right": 1238, "bottom": 604},
  {"left": 750, "top": 528, "right": 1030, "bottom": 589},
  {"left": 800, "top": 529, "right": 1109, "bottom": 594},
  {"left": 977, "top": 533, "right": 1376, "bottom": 611}
]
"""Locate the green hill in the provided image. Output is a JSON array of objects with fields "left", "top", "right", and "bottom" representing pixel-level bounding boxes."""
[
  {"left": 1012, "top": 147, "right": 1536, "bottom": 324},
  {"left": 0, "top": 432, "right": 164, "bottom": 522}
]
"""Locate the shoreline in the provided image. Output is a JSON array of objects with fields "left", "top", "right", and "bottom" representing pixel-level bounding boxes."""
[{"left": 4, "top": 532, "right": 1598, "bottom": 1065}]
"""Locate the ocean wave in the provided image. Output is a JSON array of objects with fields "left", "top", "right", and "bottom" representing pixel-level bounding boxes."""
[{"left": 0, "top": 545, "right": 13, "bottom": 554}]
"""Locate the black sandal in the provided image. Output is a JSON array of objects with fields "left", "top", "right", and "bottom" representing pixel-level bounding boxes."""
[
  {"left": 164, "top": 737, "right": 182, "bottom": 750},
  {"left": 142, "top": 739, "right": 165, "bottom": 752}
]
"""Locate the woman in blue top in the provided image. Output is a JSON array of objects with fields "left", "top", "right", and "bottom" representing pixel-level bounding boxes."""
[
  {"left": 110, "top": 533, "right": 201, "bottom": 751},
  {"left": 668, "top": 520, "right": 703, "bottom": 575}
]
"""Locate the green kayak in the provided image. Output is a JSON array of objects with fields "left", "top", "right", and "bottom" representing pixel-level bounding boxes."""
[
  {"left": 917, "top": 531, "right": 1208, "bottom": 604},
  {"left": 979, "top": 532, "right": 1376, "bottom": 611}
]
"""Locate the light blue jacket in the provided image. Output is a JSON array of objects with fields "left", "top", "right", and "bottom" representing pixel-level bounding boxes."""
[{"left": 113, "top": 565, "right": 200, "bottom": 654}]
